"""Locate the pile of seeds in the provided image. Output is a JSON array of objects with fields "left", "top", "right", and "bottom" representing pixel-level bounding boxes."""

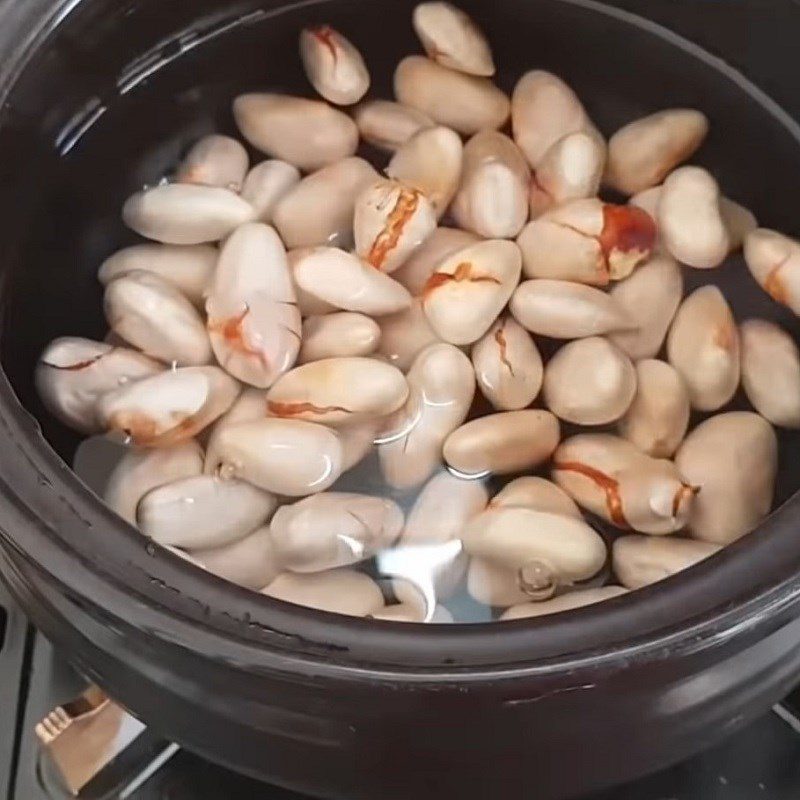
[{"left": 35, "top": 2, "right": 800, "bottom": 623}]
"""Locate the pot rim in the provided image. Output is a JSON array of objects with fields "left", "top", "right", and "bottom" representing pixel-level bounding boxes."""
[{"left": 2, "top": 0, "right": 800, "bottom": 679}]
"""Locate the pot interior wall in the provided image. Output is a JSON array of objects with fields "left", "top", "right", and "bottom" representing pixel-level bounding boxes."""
[{"left": 1, "top": 0, "right": 800, "bottom": 503}]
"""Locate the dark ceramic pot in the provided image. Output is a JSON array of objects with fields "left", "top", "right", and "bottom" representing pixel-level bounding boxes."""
[{"left": 2, "top": 1, "right": 800, "bottom": 797}]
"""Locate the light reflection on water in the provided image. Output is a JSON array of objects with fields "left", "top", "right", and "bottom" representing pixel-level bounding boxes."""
[{"left": 73, "top": 436, "right": 497, "bottom": 624}]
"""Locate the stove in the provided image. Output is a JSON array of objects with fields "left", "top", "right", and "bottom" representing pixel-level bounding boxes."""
[{"left": 3, "top": 581, "right": 800, "bottom": 800}]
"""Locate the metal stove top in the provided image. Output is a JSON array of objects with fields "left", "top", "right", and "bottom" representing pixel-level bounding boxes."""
[{"left": 3, "top": 582, "right": 800, "bottom": 800}]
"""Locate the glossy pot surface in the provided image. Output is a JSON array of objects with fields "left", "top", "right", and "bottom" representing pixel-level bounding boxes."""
[{"left": 2, "top": 1, "right": 800, "bottom": 798}]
